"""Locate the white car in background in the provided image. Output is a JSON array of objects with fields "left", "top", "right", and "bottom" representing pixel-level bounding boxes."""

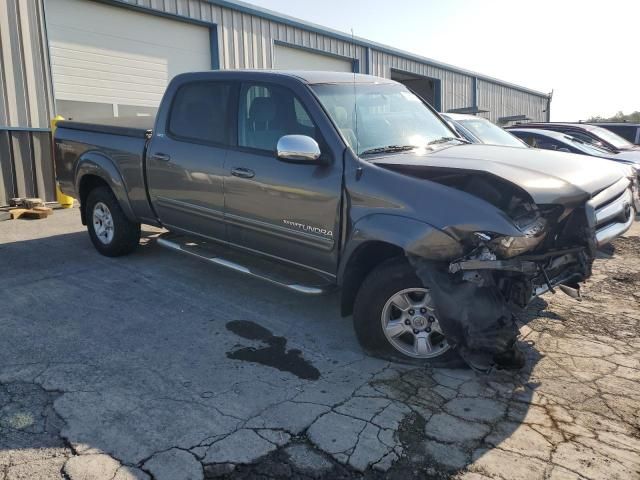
[{"left": 441, "top": 112, "right": 528, "bottom": 148}]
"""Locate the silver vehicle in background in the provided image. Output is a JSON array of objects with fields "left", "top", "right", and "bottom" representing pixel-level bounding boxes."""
[
  {"left": 510, "top": 128, "right": 640, "bottom": 211},
  {"left": 441, "top": 113, "right": 528, "bottom": 148}
]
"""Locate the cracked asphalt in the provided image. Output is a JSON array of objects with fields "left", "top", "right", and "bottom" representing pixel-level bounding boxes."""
[{"left": 1, "top": 208, "right": 639, "bottom": 480}]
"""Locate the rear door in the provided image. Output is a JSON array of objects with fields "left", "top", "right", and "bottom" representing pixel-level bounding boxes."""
[
  {"left": 224, "top": 81, "right": 343, "bottom": 274},
  {"left": 146, "top": 80, "right": 236, "bottom": 240}
]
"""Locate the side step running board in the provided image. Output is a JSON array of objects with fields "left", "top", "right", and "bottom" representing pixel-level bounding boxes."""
[{"left": 156, "top": 233, "right": 334, "bottom": 295}]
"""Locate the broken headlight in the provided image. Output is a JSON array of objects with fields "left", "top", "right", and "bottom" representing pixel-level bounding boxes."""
[{"left": 477, "top": 215, "right": 548, "bottom": 259}]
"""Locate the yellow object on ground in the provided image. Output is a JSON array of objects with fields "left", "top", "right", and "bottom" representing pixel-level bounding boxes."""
[{"left": 51, "top": 115, "right": 74, "bottom": 208}]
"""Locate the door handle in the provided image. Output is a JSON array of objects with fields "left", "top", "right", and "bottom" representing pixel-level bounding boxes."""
[
  {"left": 231, "top": 167, "right": 255, "bottom": 179},
  {"left": 151, "top": 152, "right": 171, "bottom": 162}
]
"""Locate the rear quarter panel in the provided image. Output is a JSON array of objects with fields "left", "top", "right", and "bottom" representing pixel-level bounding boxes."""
[{"left": 54, "top": 127, "right": 155, "bottom": 223}]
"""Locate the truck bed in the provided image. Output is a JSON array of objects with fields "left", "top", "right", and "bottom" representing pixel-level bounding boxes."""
[
  {"left": 54, "top": 118, "right": 156, "bottom": 224},
  {"left": 56, "top": 116, "right": 154, "bottom": 138}
]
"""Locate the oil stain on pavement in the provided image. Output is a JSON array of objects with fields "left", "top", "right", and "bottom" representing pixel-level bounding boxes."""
[{"left": 225, "top": 320, "right": 321, "bottom": 380}]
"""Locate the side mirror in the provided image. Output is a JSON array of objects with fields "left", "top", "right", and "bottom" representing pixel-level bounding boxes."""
[{"left": 277, "top": 135, "right": 321, "bottom": 163}]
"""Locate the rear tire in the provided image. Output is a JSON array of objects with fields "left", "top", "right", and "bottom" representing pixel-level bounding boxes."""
[
  {"left": 85, "top": 186, "right": 140, "bottom": 257},
  {"left": 353, "top": 257, "right": 464, "bottom": 367}
]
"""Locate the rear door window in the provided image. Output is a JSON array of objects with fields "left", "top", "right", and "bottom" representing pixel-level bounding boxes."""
[{"left": 169, "top": 81, "right": 234, "bottom": 145}]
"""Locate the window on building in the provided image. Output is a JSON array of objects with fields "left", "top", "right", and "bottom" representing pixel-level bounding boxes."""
[
  {"left": 56, "top": 100, "right": 114, "bottom": 121},
  {"left": 118, "top": 105, "right": 158, "bottom": 118},
  {"left": 56, "top": 100, "right": 159, "bottom": 121}
]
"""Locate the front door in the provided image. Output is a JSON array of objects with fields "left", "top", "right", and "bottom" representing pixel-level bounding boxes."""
[
  {"left": 146, "top": 80, "right": 236, "bottom": 240},
  {"left": 224, "top": 82, "right": 343, "bottom": 274}
]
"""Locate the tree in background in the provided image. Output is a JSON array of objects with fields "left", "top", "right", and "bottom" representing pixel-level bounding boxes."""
[{"left": 587, "top": 111, "right": 640, "bottom": 122}]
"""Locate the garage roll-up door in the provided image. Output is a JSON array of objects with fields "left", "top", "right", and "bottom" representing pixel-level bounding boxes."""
[
  {"left": 273, "top": 44, "right": 353, "bottom": 72},
  {"left": 46, "top": 0, "right": 211, "bottom": 120}
]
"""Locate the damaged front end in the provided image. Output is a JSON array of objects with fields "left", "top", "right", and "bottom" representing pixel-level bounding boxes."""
[{"left": 401, "top": 170, "right": 636, "bottom": 372}]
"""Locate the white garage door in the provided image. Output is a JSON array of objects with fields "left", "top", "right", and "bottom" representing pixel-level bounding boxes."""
[
  {"left": 273, "top": 44, "right": 353, "bottom": 72},
  {"left": 46, "top": 0, "right": 211, "bottom": 120}
]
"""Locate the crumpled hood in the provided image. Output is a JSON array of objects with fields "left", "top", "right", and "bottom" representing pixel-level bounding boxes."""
[{"left": 370, "top": 144, "right": 625, "bottom": 205}]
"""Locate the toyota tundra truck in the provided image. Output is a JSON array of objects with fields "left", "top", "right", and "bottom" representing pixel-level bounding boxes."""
[{"left": 54, "top": 70, "right": 637, "bottom": 371}]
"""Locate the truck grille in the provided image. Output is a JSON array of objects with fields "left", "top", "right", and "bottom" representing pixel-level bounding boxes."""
[{"left": 586, "top": 177, "right": 635, "bottom": 248}]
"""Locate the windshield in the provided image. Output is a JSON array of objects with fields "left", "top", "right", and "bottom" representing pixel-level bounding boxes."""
[
  {"left": 457, "top": 117, "right": 526, "bottom": 148},
  {"left": 590, "top": 125, "right": 635, "bottom": 149},
  {"left": 566, "top": 135, "right": 613, "bottom": 157},
  {"left": 311, "top": 83, "right": 455, "bottom": 155}
]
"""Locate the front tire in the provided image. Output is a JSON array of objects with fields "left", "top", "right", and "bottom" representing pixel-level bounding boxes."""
[
  {"left": 353, "top": 257, "right": 463, "bottom": 367},
  {"left": 85, "top": 186, "right": 140, "bottom": 257}
]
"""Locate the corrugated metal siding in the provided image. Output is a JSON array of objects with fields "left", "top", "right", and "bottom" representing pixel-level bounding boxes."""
[
  {"left": 477, "top": 79, "right": 548, "bottom": 124},
  {"left": 213, "top": 7, "right": 367, "bottom": 71},
  {"left": 120, "top": 0, "right": 549, "bottom": 121},
  {"left": 0, "top": 130, "right": 55, "bottom": 204},
  {"left": 370, "top": 50, "right": 474, "bottom": 112},
  {"left": 0, "top": 0, "right": 55, "bottom": 205},
  {"left": 122, "top": 0, "right": 368, "bottom": 70},
  {"left": 0, "top": 0, "right": 53, "bottom": 128}
]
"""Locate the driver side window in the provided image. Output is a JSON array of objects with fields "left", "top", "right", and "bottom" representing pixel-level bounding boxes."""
[{"left": 238, "top": 83, "right": 318, "bottom": 152}]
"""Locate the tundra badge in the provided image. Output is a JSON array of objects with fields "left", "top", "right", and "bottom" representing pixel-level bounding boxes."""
[{"left": 283, "top": 220, "right": 333, "bottom": 237}]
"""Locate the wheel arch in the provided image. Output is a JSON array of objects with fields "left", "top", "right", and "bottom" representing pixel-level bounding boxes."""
[
  {"left": 339, "top": 240, "right": 404, "bottom": 317},
  {"left": 75, "top": 151, "right": 137, "bottom": 225},
  {"left": 338, "top": 214, "right": 464, "bottom": 317}
]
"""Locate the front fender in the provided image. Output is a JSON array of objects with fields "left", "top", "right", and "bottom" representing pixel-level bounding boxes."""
[
  {"left": 74, "top": 151, "right": 137, "bottom": 222},
  {"left": 338, "top": 214, "right": 464, "bottom": 280}
]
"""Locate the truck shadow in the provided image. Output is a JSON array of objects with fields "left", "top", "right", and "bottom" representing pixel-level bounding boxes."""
[{"left": 0, "top": 229, "right": 548, "bottom": 478}]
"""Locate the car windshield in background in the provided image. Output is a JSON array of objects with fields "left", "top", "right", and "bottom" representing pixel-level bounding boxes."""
[
  {"left": 311, "top": 83, "right": 456, "bottom": 156},
  {"left": 457, "top": 118, "right": 526, "bottom": 148},
  {"left": 591, "top": 125, "right": 635, "bottom": 149},
  {"left": 567, "top": 136, "right": 613, "bottom": 157}
]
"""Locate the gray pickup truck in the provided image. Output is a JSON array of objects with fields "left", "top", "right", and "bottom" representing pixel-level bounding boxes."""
[{"left": 54, "top": 70, "right": 637, "bottom": 371}]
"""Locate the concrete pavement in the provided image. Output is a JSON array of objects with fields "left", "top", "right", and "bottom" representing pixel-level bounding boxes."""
[{"left": 0, "top": 209, "right": 639, "bottom": 479}]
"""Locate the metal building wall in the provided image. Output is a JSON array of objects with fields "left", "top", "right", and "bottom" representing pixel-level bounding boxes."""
[
  {"left": 120, "top": 0, "right": 474, "bottom": 111},
  {"left": 119, "top": 0, "right": 548, "bottom": 120},
  {"left": 0, "top": 0, "right": 55, "bottom": 206},
  {"left": 369, "top": 49, "right": 474, "bottom": 112},
  {"left": 477, "top": 79, "right": 548, "bottom": 124},
  {"left": 120, "top": 0, "right": 368, "bottom": 70}
]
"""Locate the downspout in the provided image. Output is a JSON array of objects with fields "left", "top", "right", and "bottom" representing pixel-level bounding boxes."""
[
  {"left": 471, "top": 76, "right": 478, "bottom": 114},
  {"left": 546, "top": 89, "right": 553, "bottom": 122},
  {"left": 365, "top": 46, "right": 371, "bottom": 75}
]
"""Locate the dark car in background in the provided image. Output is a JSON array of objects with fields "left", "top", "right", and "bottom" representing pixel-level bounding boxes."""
[
  {"left": 506, "top": 122, "right": 640, "bottom": 154},
  {"left": 589, "top": 123, "right": 640, "bottom": 145},
  {"left": 441, "top": 113, "right": 527, "bottom": 148}
]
